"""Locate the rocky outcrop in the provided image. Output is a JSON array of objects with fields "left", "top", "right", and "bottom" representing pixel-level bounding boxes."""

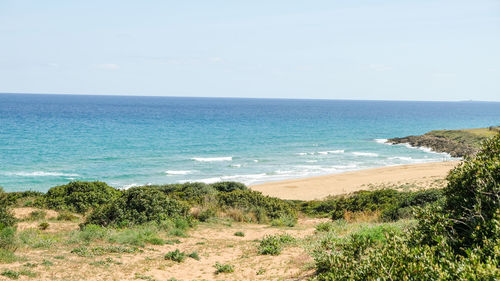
[{"left": 388, "top": 134, "right": 477, "bottom": 158}]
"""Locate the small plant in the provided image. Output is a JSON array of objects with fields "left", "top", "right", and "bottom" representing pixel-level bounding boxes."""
[
  {"left": 29, "top": 210, "right": 46, "bottom": 220},
  {"left": 1, "top": 270, "right": 19, "bottom": 279},
  {"left": 134, "top": 273, "right": 154, "bottom": 280},
  {"left": 164, "top": 249, "right": 186, "bottom": 263},
  {"left": 56, "top": 211, "right": 78, "bottom": 221},
  {"left": 256, "top": 267, "right": 266, "bottom": 275},
  {"left": 258, "top": 234, "right": 295, "bottom": 255},
  {"left": 234, "top": 231, "right": 245, "bottom": 237},
  {"left": 214, "top": 262, "right": 234, "bottom": 274},
  {"left": 188, "top": 251, "right": 200, "bottom": 261},
  {"left": 315, "top": 221, "right": 335, "bottom": 232},
  {"left": 165, "top": 239, "right": 181, "bottom": 245},
  {"left": 38, "top": 222, "right": 49, "bottom": 230}
]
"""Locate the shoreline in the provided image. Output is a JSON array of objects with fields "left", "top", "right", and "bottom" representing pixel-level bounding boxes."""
[{"left": 250, "top": 161, "right": 459, "bottom": 200}]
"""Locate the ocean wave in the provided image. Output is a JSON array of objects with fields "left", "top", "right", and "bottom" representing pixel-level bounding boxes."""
[
  {"left": 318, "top": 150, "right": 344, "bottom": 155},
  {"left": 305, "top": 160, "right": 318, "bottom": 163},
  {"left": 296, "top": 152, "right": 309, "bottom": 156},
  {"left": 230, "top": 164, "right": 242, "bottom": 168},
  {"left": 165, "top": 170, "right": 193, "bottom": 175},
  {"left": 191, "top": 156, "right": 232, "bottom": 162},
  {"left": 122, "top": 183, "right": 139, "bottom": 189},
  {"left": 179, "top": 173, "right": 267, "bottom": 185},
  {"left": 5, "top": 171, "right": 80, "bottom": 177},
  {"left": 352, "top": 152, "right": 379, "bottom": 157},
  {"left": 388, "top": 156, "right": 413, "bottom": 161}
]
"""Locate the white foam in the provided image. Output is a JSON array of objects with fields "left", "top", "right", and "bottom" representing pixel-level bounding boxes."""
[
  {"left": 191, "top": 156, "right": 232, "bottom": 162},
  {"left": 253, "top": 159, "right": 259, "bottom": 162},
  {"left": 180, "top": 173, "right": 267, "bottom": 185},
  {"left": 318, "top": 150, "right": 344, "bottom": 155},
  {"left": 230, "top": 164, "right": 242, "bottom": 168},
  {"left": 374, "top": 138, "right": 389, "bottom": 144},
  {"left": 388, "top": 156, "right": 413, "bottom": 161},
  {"left": 122, "top": 183, "right": 139, "bottom": 189},
  {"left": 352, "top": 152, "right": 379, "bottom": 157},
  {"left": 6, "top": 171, "right": 80, "bottom": 177},
  {"left": 165, "top": 170, "right": 193, "bottom": 175},
  {"left": 305, "top": 160, "right": 318, "bottom": 163},
  {"left": 296, "top": 152, "right": 308, "bottom": 156}
]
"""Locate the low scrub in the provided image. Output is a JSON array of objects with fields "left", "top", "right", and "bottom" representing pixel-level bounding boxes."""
[
  {"left": 39, "top": 181, "right": 121, "bottom": 213},
  {"left": 214, "top": 262, "right": 234, "bottom": 274},
  {"left": 258, "top": 233, "right": 295, "bottom": 255},
  {"left": 218, "top": 190, "right": 298, "bottom": 224},
  {"left": 85, "top": 187, "right": 189, "bottom": 227}
]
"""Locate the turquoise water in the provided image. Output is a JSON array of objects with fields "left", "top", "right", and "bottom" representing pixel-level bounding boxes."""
[{"left": 1, "top": 93, "right": 499, "bottom": 192}]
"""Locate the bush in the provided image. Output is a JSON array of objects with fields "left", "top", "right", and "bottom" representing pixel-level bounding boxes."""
[
  {"left": 0, "top": 189, "right": 16, "bottom": 228},
  {"left": 164, "top": 249, "right": 186, "bottom": 263},
  {"left": 210, "top": 182, "right": 248, "bottom": 193},
  {"left": 218, "top": 190, "right": 297, "bottom": 224},
  {"left": 85, "top": 187, "right": 189, "bottom": 227},
  {"left": 38, "top": 222, "right": 49, "bottom": 231},
  {"left": 40, "top": 181, "right": 121, "bottom": 213},
  {"left": 313, "top": 133, "right": 500, "bottom": 280},
  {"left": 234, "top": 231, "right": 245, "bottom": 237},
  {"left": 258, "top": 233, "right": 295, "bottom": 255},
  {"left": 0, "top": 227, "right": 17, "bottom": 251}
]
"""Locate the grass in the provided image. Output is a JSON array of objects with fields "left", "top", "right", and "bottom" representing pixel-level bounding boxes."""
[
  {"left": 427, "top": 127, "right": 498, "bottom": 148},
  {"left": 234, "top": 231, "right": 245, "bottom": 237},
  {"left": 1, "top": 269, "right": 37, "bottom": 279},
  {"left": 164, "top": 249, "right": 186, "bottom": 262}
]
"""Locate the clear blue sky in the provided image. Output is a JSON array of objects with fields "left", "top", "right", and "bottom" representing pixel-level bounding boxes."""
[{"left": 1, "top": 1, "right": 499, "bottom": 101}]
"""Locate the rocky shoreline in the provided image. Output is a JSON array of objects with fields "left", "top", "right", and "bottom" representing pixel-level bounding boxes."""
[
  {"left": 387, "top": 134, "right": 475, "bottom": 157},
  {"left": 387, "top": 127, "right": 499, "bottom": 158}
]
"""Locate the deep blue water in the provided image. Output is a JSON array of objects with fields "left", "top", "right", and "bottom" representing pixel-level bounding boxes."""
[{"left": 1, "top": 93, "right": 499, "bottom": 192}]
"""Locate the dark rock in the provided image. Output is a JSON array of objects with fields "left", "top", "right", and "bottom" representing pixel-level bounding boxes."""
[{"left": 387, "top": 134, "right": 477, "bottom": 158}]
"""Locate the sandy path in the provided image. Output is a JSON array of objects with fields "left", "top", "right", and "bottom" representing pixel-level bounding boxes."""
[{"left": 251, "top": 161, "right": 459, "bottom": 200}]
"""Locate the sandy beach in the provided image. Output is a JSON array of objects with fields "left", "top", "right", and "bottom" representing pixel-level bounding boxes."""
[{"left": 251, "top": 161, "right": 460, "bottom": 200}]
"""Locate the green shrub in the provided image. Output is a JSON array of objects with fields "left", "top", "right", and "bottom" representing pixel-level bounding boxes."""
[
  {"left": 315, "top": 222, "right": 336, "bottom": 233},
  {"left": 85, "top": 187, "right": 189, "bottom": 227},
  {"left": 214, "top": 262, "right": 234, "bottom": 274},
  {"left": 218, "top": 190, "right": 297, "bottom": 224},
  {"left": 38, "top": 222, "right": 49, "bottom": 230},
  {"left": 188, "top": 251, "right": 200, "bottom": 260},
  {"left": 0, "top": 227, "right": 17, "bottom": 251},
  {"left": 164, "top": 249, "right": 186, "bottom": 262},
  {"left": 197, "top": 209, "right": 216, "bottom": 222},
  {"left": 210, "top": 182, "right": 248, "bottom": 193},
  {"left": 234, "top": 231, "right": 245, "bottom": 237},
  {"left": 56, "top": 211, "right": 78, "bottom": 221},
  {"left": 270, "top": 214, "right": 297, "bottom": 227},
  {"left": 40, "top": 181, "right": 121, "bottom": 213},
  {"left": 28, "top": 210, "right": 46, "bottom": 221},
  {"left": 258, "top": 233, "right": 295, "bottom": 255},
  {"left": 313, "top": 133, "right": 500, "bottom": 280},
  {"left": 0, "top": 189, "right": 16, "bottom": 228}
]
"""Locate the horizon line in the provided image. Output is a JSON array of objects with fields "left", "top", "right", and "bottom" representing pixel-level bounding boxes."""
[{"left": 1, "top": 91, "right": 499, "bottom": 103}]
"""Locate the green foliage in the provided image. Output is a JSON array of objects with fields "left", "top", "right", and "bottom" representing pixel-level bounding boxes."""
[
  {"left": 28, "top": 210, "right": 46, "bottom": 221},
  {"left": 234, "top": 231, "right": 245, "bottom": 237},
  {"left": 187, "top": 251, "right": 200, "bottom": 260},
  {"left": 56, "top": 211, "right": 78, "bottom": 221},
  {"left": 2, "top": 190, "right": 44, "bottom": 207},
  {"left": 85, "top": 187, "right": 189, "bottom": 227},
  {"left": 313, "top": 133, "right": 500, "bottom": 280},
  {"left": 0, "top": 189, "right": 16, "bottom": 228},
  {"left": 71, "top": 245, "right": 140, "bottom": 257},
  {"left": 164, "top": 249, "right": 186, "bottom": 262},
  {"left": 40, "top": 181, "right": 121, "bottom": 213},
  {"left": 315, "top": 222, "right": 336, "bottom": 233},
  {"left": 258, "top": 233, "right": 295, "bottom": 255},
  {"left": 270, "top": 214, "right": 297, "bottom": 227},
  {"left": 211, "top": 181, "right": 248, "bottom": 193},
  {"left": 218, "top": 190, "right": 297, "bottom": 224},
  {"left": 441, "top": 133, "right": 500, "bottom": 252},
  {"left": 38, "top": 222, "right": 49, "bottom": 230},
  {"left": 0, "top": 227, "right": 17, "bottom": 251},
  {"left": 0, "top": 269, "right": 36, "bottom": 280},
  {"left": 214, "top": 262, "right": 234, "bottom": 274}
]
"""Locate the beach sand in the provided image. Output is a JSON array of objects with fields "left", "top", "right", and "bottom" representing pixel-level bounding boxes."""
[{"left": 251, "top": 161, "right": 459, "bottom": 200}]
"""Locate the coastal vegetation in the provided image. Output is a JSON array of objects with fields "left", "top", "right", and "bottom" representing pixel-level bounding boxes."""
[
  {"left": 0, "top": 133, "right": 498, "bottom": 279},
  {"left": 388, "top": 126, "right": 499, "bottom": 157}
]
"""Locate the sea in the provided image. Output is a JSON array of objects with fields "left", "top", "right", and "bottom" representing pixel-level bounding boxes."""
[{"left": 1, "top": 93, "right": 499, "bottom": 192}]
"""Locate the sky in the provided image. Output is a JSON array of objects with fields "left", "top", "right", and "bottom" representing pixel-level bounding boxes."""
[{"left": 0, "top": 0, "right": 499, "bottom": 101}]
